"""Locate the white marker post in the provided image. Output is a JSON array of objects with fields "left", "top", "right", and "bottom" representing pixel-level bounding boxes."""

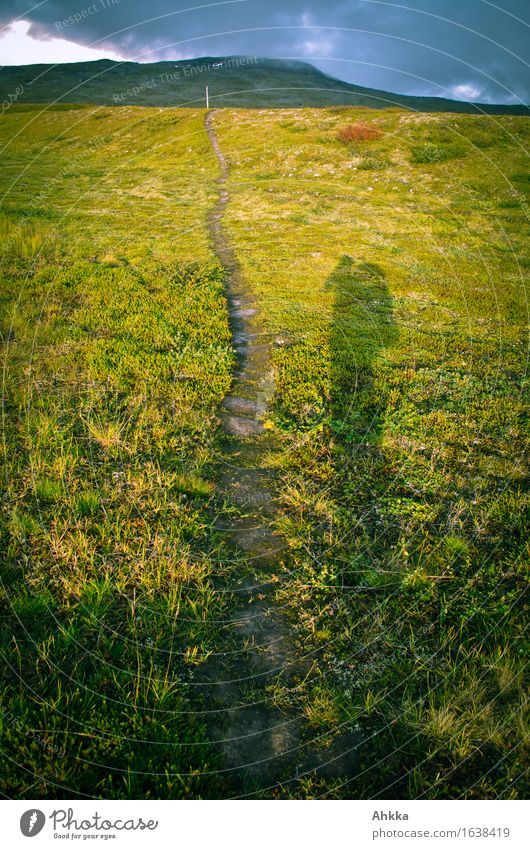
[{"left": 206, "top": 86, "right": 209, "bottom": 109}]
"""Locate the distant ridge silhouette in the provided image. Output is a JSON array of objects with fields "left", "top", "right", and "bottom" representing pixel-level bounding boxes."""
[{"left": 1, "top": 57, "right": 528, "bottom": 114}]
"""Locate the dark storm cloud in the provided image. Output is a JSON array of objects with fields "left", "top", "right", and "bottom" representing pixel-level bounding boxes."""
[{"left": 1, "top": 0, "right": 529, "bottom": 103}]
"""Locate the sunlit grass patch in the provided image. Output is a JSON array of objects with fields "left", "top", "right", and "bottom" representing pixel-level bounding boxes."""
[
  {"left": 410, "top": 142, "right": 464, "bottom": 164},
  {"left": 85, "top": 415, "right": 125, "bottom": 451},
  {"left": 172, "top": 473, "right": 214, "bottom": 498},
  {"left": 213, "top": 106, "right": 529, "bottom": 798},
  {"left": 0, "top": 106, "right": 233, "bottom": 798}
]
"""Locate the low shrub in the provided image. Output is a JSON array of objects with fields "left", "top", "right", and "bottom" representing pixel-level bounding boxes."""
[{"left": 337, "top": 123, "right": 382, "bottom": 143}]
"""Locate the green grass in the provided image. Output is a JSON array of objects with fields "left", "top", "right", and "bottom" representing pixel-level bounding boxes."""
[
  {"left": 0, "top": 103, "right": 528, "bottom": 799},
  {"left": 0, "top": 106, "right": 233, "bottom": 798},
  {"left": 213, "top": 107, "right": 529, "bottom": 798}
]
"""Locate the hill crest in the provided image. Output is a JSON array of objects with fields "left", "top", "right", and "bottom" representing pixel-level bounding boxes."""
[{"left": 1, "top": 56, "right": 527, "bottom": 114}]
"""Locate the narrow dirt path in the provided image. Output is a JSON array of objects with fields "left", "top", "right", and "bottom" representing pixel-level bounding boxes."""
[
  {"left": 200, "top": 110, "right": 308, "bottom": 796},
  {"left": 198, "top": 111, "right": 360, "bottom": 797}
]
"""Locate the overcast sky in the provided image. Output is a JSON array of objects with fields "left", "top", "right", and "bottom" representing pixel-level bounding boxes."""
[{"left": 0, "top": 1, "right": 528, "bottom": 104}]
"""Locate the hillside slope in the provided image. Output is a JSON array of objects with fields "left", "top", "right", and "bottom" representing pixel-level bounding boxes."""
[
  {"left": 0, "top": 100, "right": 528, "bottom": 798},
  {"left": 1, "top": 56, "right": 528, "bottom": 114}
]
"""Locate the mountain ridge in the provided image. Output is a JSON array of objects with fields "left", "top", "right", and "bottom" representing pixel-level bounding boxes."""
[{"left": 1, "top": 56, "right": 528, "bottom": 114}]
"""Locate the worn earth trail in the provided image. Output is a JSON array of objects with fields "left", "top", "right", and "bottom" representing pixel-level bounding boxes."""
[
  {"left": 199, "top": 110, "right": 306, "bottom": 797},
  {"left": 195, "top": 111, "right": 355, "bottom": 797}
]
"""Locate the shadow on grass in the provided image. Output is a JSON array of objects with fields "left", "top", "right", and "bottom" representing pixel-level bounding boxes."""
[
  {"left": 301, "top": 258, "right": 404, "bottom": 790},
  {"left": 328, "top": 254, "right": 397, "bottom": 487}
]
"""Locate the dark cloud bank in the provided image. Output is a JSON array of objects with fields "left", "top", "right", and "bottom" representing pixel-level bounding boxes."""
[{"left": 1, "top": 0, "right": 529, "bottom": 104}]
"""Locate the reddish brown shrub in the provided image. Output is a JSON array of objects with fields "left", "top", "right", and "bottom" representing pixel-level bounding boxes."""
[{"left": 336, "top": 123, "right": 382, "bottom": 143}]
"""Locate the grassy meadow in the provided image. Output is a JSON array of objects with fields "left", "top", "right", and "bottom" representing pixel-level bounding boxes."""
[
  {"left": 0, "top": 102, "right": 528, "bottom": 798},
  {"left": 0, "top": 105, "right": 234, "bottom": 797},
  {"left": 213, "top": 107, "right": 529, "bottom": 798}
]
